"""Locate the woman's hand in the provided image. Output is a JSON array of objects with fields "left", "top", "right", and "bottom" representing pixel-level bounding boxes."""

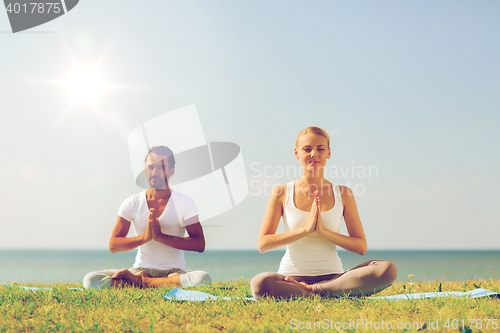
[
  {"left": 284, "top": 276, "right": 313, "bottom": 292},
  {"left": 315, "top": 186, "right": 367, "bottom": 255},
  {"left": 315, "top": 197, "right": 326, "bottom": 235},
  {"left": 303, "top": 197, "right": 319, "bottom": 235},
  {"left": 258, "top": 185, "right": 320, "bottom": 253}
]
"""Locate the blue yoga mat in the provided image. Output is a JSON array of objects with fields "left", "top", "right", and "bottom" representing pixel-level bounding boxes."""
[
  {"left": 370, "top": 288, "right": 500, "bottom": 300},
  {"left": 4, "top": 286, "right": 84, "bottom": 291},
  {"left": 164, "top": 287, "right": 257, "bottom": 301},
  {"left": 6, "top": 285, "right": 499, "bottom": 301},
  {"left": 164, "top": 287, "right": 500, "bottom": 302}
]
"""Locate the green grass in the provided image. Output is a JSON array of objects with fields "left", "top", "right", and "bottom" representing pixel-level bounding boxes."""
[{"left": 1, "top": 279, "right": 499, "bottom": 332}]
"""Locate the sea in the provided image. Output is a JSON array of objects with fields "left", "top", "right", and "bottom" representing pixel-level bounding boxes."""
[{"left": 0, "top": 249, "right": 499, "bottom": 284}]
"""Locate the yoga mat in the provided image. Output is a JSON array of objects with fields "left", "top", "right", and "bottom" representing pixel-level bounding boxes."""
[
  {"left": 370, "top": 288, "right": 500, "bottom": 300},
  {"left": 164, "top": 287, "right": 257, "bottom": 301},
  {"left": 164, "top": 287, "right": 499, "bottom": 302},
  {"left": 6, "top": 285, "right": 499, "bottom": 300},
  {"left": 2, "top": 286, "right": 84, "bottom": 291}
]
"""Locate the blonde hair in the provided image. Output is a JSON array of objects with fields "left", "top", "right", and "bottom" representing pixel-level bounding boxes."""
[{"left": 295, "top": 126, "right": 330, "bottom": 148}]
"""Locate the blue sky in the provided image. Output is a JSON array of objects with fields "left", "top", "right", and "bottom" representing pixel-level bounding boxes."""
[{"left": 0, "top": 0, "right": 499, "bottom": 250}]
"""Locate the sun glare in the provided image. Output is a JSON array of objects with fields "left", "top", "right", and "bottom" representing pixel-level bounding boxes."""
[{"left": 66, "top": 66, "right": 106, "bottom": 105}]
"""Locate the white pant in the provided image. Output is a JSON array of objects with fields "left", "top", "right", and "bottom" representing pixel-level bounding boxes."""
[{"left": 83, "top": 267, "right": 212, "bottom": 289}]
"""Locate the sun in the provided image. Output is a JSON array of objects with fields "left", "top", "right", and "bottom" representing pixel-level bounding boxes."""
[
  {"left": 65, "top": 66, "right": 107, "bottom": 105},
  {"left": 49, "top": 61, "right": 123, "bottom": 130}
]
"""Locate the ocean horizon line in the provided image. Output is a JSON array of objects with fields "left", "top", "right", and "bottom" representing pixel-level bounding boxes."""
[
  {"left": 1, "top": 248, "right": 500, "bottom": 252},
  {"left": 1, "top": 248, "right": 499, "bottom": 283}
]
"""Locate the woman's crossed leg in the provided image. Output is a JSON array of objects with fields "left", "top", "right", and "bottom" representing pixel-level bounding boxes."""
[{"left": 251, "top": 260, "right": 397, "bottom": 299}]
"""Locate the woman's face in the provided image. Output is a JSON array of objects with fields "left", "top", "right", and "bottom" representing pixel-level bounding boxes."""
[{"left": 294, "top": 133, "right": 331, "bottom": 171}]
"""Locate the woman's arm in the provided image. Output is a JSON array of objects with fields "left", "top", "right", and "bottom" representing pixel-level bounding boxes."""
[
  {"left": 316, "top": 186, "right": 367, "bottom": 255},
  {"left": 257, "top": 185, "right": 318, "bottom": 253}
]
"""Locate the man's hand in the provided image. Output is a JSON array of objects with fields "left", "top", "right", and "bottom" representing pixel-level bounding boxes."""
[
  {"left": 148, "top": 208, "right": 163, "bottom": 241},
  {"left": 142, "top": 216, "right": 153, "bottom": 243},
  {"left": 141, "top": 208, "right": 158, "bottom": 243}
]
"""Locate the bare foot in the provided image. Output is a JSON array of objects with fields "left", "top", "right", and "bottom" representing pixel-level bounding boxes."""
[
  {"left": 141, "top": 272, "right": 182, "bottom": 288},
  {"left": 284, "top": 276, "right": 313, "bottom": 292},
  {"left": 111, "top": 269, "right": 146, "bottom": 288},
  {"left": 110, "top": 277, "right": 129, "bottom": 288}
]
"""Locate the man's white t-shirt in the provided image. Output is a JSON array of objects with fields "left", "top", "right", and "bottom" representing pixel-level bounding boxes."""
[{"left": 117, "top": 190, "right": 199, "bottom": 270}]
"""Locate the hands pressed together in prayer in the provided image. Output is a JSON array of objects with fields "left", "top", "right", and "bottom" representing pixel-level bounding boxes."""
[
  {"left": 111, "top": 209, "right": 165, "bottom": 287},
  {"left": 304, "top": 196, "right": 327, "bottom": 236},
  {"left": 284, "top": 197, "right": 327, "bottom": 291},
  {"left": 143, "top": 208, "right": 162, "bottom": 243}
]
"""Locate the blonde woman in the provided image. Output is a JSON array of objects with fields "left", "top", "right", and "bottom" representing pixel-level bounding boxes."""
[{"left": 251, "top": 127, "right": 397, "bottom": 299}]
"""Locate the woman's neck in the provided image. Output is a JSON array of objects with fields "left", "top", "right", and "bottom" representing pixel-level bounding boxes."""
[
  {"left": 297, "top": 174, "right": 328, "bottom": 187},
  {"left": 301, "top": 168, "right": 326, "bottom": 185},
  {"left": 296, "top": 176, "right": 330, "bottom": 198}
]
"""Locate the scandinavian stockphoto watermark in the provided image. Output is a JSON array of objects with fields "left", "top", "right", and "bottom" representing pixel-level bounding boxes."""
[
  {"left": 248, "top": 161, "right": 379, "bottom": 197},
  {"left": 128, "top": 105, "right": 248, "bottom": 222},
  {"left": 3, "top": 0, "right": 79, "bottom": 33}
]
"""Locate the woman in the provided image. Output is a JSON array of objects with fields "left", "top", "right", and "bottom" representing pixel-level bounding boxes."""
[{"left": 251, "top": 126, "right": 397, "bottom": 299}]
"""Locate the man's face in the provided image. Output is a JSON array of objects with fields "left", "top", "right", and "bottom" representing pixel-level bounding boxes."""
[{"left": 145, "top": 153, "right": 173, "bottom": 189}]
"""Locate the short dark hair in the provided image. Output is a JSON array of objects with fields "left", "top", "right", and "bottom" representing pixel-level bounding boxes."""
[{"left": 144, "top": 146, "right": 175, "bottom": 169}]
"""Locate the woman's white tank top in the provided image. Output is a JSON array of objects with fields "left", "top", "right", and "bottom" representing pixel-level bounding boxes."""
[{"left": 277, "top": 181, "right": 344, "bottom": 276}]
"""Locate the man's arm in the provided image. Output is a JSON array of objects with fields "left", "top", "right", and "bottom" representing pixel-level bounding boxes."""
[
  {"left": 109, "top": 216, "right": 152, "bottom": 253},
  {"left": 150, "top": 212, "right": 205, "bottom": 253}
]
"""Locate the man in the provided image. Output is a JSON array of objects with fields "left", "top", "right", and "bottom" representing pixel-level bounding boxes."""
[{"left": 83, "top": 146, "right": 212, "bottom": 288}]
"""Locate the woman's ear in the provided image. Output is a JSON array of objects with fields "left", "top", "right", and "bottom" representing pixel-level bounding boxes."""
[{"left": 294, "top": 147, "right": 299, "bottom": 159}]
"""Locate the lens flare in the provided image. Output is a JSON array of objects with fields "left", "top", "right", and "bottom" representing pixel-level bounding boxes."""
[{"left": 66, "top": 67, "right": 105, "bottom": 104}]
